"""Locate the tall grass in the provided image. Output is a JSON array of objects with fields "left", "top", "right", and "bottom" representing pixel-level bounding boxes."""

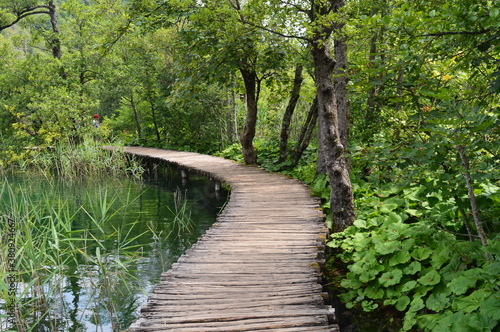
[
  {"left": 18, "top": 140, "right": 144, "bottom": 181},
  {"left": 166, "top": 188, "right": 195, "bottom": 238},
  {"left": 0, "top": 180, "right": 148, "bottom": 332}
]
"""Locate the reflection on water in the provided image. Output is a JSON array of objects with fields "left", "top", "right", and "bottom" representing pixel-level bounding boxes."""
[{"left": 0, "top": 164, "right": 228, "bottom": 331}]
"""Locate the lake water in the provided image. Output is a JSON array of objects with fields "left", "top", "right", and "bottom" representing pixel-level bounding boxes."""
[{"left": 0, "top": 163, "right": 228, "bottom": 331}]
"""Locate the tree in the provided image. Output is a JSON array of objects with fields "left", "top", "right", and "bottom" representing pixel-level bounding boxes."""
[
  {"left": 309, "top": 0, "right": 355, "bottom": 231},
  {"left": 0, "top": 0, "right": 62, "bottom": 58},
  {"left": 151, "top": 0, "right": 289, "bottom": 163}
]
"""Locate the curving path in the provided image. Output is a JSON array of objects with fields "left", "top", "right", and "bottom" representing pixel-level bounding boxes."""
[{"left": 107, "top": 147, "right": 339, "bottom": 332}]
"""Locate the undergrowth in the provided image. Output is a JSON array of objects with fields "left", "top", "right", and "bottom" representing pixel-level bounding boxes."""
[{"left": 216, "top": 139, "right": 500, "bottom": 332}]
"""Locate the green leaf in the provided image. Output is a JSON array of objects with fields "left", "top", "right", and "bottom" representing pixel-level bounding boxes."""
[
  {"left": 418, "top": 269, "right": 441, "bottom": 286},
  {"left": 479, "top": 295, "right": 500, "bottom": 319},
  {"left": 380, "top": 203, "right": 399, "bottom": 213},
  {"left": 411, "top": 248, "right": 433, "bottom": 261},
  {"left": 399, "top": 280, "right": 418, "bottom": 292},
  {"left": 452, "top": 289, "right": 490, "bottom": 313},
  {"left": 430, "top": 249, "right": 451, "bottom": 269},
  {"left": 341, "top": 273, "right": 364, "bottom": 289},
  {"left": 403, "top": 261, "right": 422, "bottom": 275},
  {"left": 361, "top": 300, "right": 378, "bottom": 312},
  {"left": 384, "top": 299, "right": 397, "bottom": 306},
  {"left": 409, "top": 297, "right": 425, "bottom": 312},
  {"left": 386, "top": 221, "right": 408, "bottom": 240},
  {"left": 375, "top": 240, "right": 400, "bottom": 255},
  {"left": 414, "top": 285, "right": 434, "bottom": 298},
  {"left": 359, "top": 264, "right": 385, "bottom": 283},
  {"left": 402, "top": 311, "right": 417, "bottom": 331},
  {"left": 389, "top": 250, "right": 411, "bottom": 266},
  {"left": 448, "top": 272, "right": 479, "bottom": 295},
  {"left": 365, "top": 285, "right": 385, "bottom": 299},
  {"left": 431, "top": 312, "right": 465, "bottom": 332},
  {"left": 353, "top": 218, "right": 368, "bottom": 228},
  {"left": 96, "top": 247, "right": 101, "bottom": 262},
  {"left": 352, "top": 232, "right": 372, "bottom": 250},
  {"left": 466, "top": 312, "right": 499, "bottom": 331},
  {"left": 426, "top": 292, "right": 451, "bottom": 311},
  {"left": 490, "top": 8, "right": 500, "bottom": 19},
  {"left": 395, "top": 295, "right": 411, "bottom": 311},
  {"left": 379, "top": 268, "right": 403, "bottom": 287}
]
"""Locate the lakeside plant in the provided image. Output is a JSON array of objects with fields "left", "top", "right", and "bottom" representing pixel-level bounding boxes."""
[
  {"left": 15, "top": 139, "right": 144, "bottom": 181},
  {"left": 166, "top": 187, "right": 195, "bottom": 238},
  {"left": 0, "top": 180, "right": 149, "bottom": 332}
]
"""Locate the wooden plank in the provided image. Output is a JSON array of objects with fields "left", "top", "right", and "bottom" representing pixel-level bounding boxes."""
[{"left": 103, "top": 147, "right": 339, "bottom": 332}]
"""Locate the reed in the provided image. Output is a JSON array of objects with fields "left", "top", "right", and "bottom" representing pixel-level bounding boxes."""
[
  {"left": 21, "top": 139, "right": 144, "bottom": 181},
  {"left": 0, "top": 180, "right": 149, "bottom": 332},
  {"left": 166, "top": 187, "right": 195, "bottom": 238}
]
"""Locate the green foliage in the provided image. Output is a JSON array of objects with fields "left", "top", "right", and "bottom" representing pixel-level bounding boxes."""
[
  {"left": 216, "top": 142, "right": 245, "bottom": 163},
  {"left": 328, "top": 181, "right": 500, "bottom": 331}
]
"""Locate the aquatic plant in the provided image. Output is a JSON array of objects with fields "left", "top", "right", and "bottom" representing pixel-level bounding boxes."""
[
  {"left": 0, "top": 180, "right": 149, "bottom": 332},
  {"left": 166, "top": 187, "right": 195, "bottom": 238}
]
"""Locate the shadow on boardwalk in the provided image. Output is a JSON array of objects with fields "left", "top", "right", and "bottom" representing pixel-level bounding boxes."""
[{"left": 106, "top": 147, "right": 340, "bottom": 332}]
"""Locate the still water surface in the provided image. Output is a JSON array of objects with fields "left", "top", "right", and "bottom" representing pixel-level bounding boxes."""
[{"left": 0, "top": 165, "right": 228, "bottom": 331}]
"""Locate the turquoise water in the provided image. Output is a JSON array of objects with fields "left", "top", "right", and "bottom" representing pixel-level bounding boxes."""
[{"left": 0, "top": 164, "right": 228, "bottom": 331}]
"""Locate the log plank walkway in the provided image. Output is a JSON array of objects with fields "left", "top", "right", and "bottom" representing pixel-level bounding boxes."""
[{"left": 111, "top": 147, "right": 339, "bottom": 332}]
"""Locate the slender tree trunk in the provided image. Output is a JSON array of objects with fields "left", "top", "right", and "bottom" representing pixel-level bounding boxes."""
[
  {"left": 311, "top": 37, "right": 356, "bottom": 232},
  {"left": 148, "top": 96, "right": 161, "bottom": 144},
  {"left": 458, "top": 205, "right": 475, "bottom": 242},
  {"left": 292, "top": 96, "right": 318, "bottom": 167},
  {"left": 239, "top": 68, "right": 259, "bottom": 165},
  {"left": 226, "top": 89, "right": 238, "bottom": 144},
  {"left": 278, "top": 65, "right": 303, "bottom": 163},
  {"left": 456, "top": 146, "right": 489, "bottom": 254},
  {"left": 130, "top": 91, "right": 142, "bottom": 141}
]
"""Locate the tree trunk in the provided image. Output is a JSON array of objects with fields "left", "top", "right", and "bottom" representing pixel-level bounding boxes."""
[
  {"left": 456, "top": 145, "right": 490, "bottom": 255},
  {"left": 130, "top": 91, "right": 142, "bottom": 141},
  {"left": 148, "top": 96, "right": 161, "bottom": 144},
  {"left": 292, "top": 96, "right": 318, "bottom": 167},
  {"left": 226, "top": 89, "right": 238, "bottom": 144},
  {"left": 239, "top": 68, "right": 259, "bottom": 164},
  {"left": 334, "top": 17, "right": 350, "bottom": 158},
  {"left": 48, "top": 1, "right": 62, "bottom": 60},
  {"left": 278, "top": 65, "right": 303, "bottom": 163},
  {"left": 311, "top": 37, "right": 355, "bottom": 232}
]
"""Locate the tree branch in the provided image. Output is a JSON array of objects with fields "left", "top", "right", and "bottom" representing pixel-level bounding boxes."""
[
  {"left": 279, "top": 0, "right": 309, "bottom": 16},
  {"left": 235, "top": 17, "right": 310, "bottom": 42},
  {"left": 0, "top": 8, "right": 50, "bottom": 31},
  {"left": 227, "top": 0, "right": 241, "bottom": 11}
]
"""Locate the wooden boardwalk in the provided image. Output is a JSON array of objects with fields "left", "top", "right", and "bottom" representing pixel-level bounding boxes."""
[{"left": 111, "top": 147, "right": 339, "bottom": 332}]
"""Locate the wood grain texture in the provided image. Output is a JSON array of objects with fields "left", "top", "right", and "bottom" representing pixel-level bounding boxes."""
[{"left": 106, "top": 147, "right": 339, "bottom": 332}]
